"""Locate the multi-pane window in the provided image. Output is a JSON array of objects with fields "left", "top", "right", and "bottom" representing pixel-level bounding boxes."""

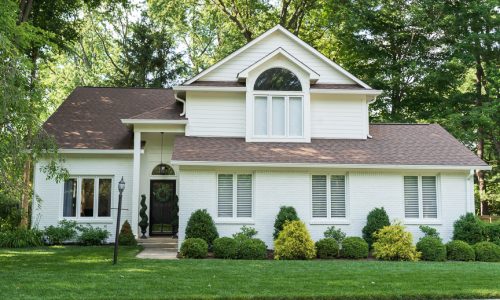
[
  {"left": 217, "top": 174, "right": 253, "bottom": 218},
  {"left": 63, "top": 176, "right": 112, "bottom": 218},
  {"left": 253, "top": 95, "right": 303, "bottom": 137},
  {"left": 311, "top": 175, "right": 347, "bottom": 218},
  {"left": 404, "top": 176, "right": 438, "bottom": 219}
]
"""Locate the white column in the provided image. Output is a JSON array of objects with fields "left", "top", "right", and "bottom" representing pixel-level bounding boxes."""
[{"left": 131, "top": 130, "right": 141, "bottom": 237}]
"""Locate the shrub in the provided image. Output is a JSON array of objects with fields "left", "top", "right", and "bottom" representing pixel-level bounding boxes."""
[
  {"left": 484, "top": 223, "right": 500, "bottom": 246},
  {"left": 473, "top": 241, "right": 500, "bottom": 262},
  {"left": 362, "top": 207, "right": 390, "bottom": 247},
  {"left": 232, "top": 225, "right": 258, "bottom": 240},
  {"left": 0, "top": 194, "right": 21, "bottom": 231},
  {"left": 185, "top": 209, "right": 218, "bottom": 247},
  {"left": 416, "top": 236, "right": 446, "bottom": 261},
  {"left": 118, "top": 220, "right": 137, "bottom": 246},
  {"left": 180, "top": 238, "right": 208, "bottom": 259},
  {"left": 315, "top": 238, "right": 339, "bottom": 259},
  {"left": 373, "top": 223, "right": 420, "bottom": 261},
  {"left": 453, "top": 213, "right": 486, "bottom": 244},
  {"left": 273, "top": 206, "right": 299, "bottom": 239},
  {"left": 44, "top": 220, "right": 78, "bottom": 245},
  {"left": 419, "top": 225, "right": 440, "bottom": 238},
  {"left": 340, "top": 237, "right": 369, "bottom": 259},
  {"left": 0, "top": 229, "right": 44, "bottom": 248},
  {"left": 446, "top": 240, "right": 475, "bottom": 261},
  {"left": 77, "top": 225, "right": 110, "bottom": 246},
  {"left": 238, "top": 238, "right": 267, "bottom": 260},
  {"left": 213, "top": 237, "right": 238, "bottom": 259},
  {"left": 323, "top": 226, "right": 346, "bottom": 244},
  {"left": 274, "top": 220, "right": 315, "bottom": 260}
]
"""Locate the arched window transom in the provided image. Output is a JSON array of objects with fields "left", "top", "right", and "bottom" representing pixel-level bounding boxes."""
[
  {"left": 152, "top": 164, "right": 175, "bottom": 176},
  {"left": 254, "top": 68, "right": 302, "bottom": 91}
]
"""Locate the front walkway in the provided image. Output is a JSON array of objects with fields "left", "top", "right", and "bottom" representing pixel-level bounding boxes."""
[{"left": 136, "top": 236, "right": 178, "bottom": 260}]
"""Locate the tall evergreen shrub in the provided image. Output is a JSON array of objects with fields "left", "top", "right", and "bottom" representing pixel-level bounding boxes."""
[
  {"left": 185, "top": 209, "right": 218, "bottom": 246},
  {"left": 362, "top": 207, "right": 390, "bottom": 247}
]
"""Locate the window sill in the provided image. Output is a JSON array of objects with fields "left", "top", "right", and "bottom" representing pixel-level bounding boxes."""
[
  {"left": 404, "top": 219, "right": 442, "bottom": 225},
  {"left": 215, "top": 218, "right": 255, "bottom": 225},
  {"left": 60, "top": 218, "right": 114, "bottom": 224},
  {"left": 310, "top": 219, "right": 350, "bottom": 225}
]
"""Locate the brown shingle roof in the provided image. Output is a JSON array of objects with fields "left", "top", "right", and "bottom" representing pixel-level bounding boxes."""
[
  {"left": 171, "top": 124, "right": 487, "bottom": 167},
  {"left": 43, "top": 87, "right": 185, "bottom": 149}
]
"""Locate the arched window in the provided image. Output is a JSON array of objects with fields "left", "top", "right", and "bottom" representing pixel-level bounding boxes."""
[
  {"left": 254, "top": 68, "right": 302, "bottom": 91},
  {"left": 152, "top": 164, "right": 175, "bottom": 176}
]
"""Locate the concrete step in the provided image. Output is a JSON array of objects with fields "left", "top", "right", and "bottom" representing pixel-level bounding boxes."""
[
  {"left": 138, "top": 237, "right": 178, "bottom": 249},
  {"left": 139, "top": 242, "right": 177, "bottom": 249}
]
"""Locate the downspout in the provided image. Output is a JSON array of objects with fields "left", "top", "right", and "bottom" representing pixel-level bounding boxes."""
[
  {"left": 175, "top": 95, "right": 186, "bottom": 117},
  {"left": 367, "top": 96, "right": 377, "bottom": 139}
]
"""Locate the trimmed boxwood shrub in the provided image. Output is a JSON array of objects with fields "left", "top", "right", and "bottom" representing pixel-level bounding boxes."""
[
  {"left": 239, "top": 238, "right": 267, "bottom": 260},
  {"left": 44, "top": 220, "right": 78, "bottom": 245},
  {"left": 340, "top": 237, "right": 369, "bottom": 259},
  {"left": 273, "top": 206, "right": 299, "bottom": 239},
  {"left": 213, "top": 237, "right": 238, "bottom": 259},
  {"left": 372, "top": 223, "right": 420, "bottom": 261},
  {"left": 473, "top": 241, "right": 500, "bottom": 262},
  {"left": 185, "top": 209, "right": 218, "bottom": 247},
  {"left": 118, "top": 220, "right": 137, "bottom": 246},
  {"left": 416, "top": 236, "right": 446, "bottom": 261},
  {"left": 180, "top": 238, "right": 208, "bottom": 258},
  {"left": 362, "top": 207, "right": 390, "bottom": 247},
  {"left": 446, "top": 240, "right": 475, "bottom": 261},
  {"left": 274, "top": 220, "right": 315, "bottom": 260},
  {"left": 315, "top": 238, "right": 339, "bottom": 259},
  {"left": 453, "top": 213, "right": 486, "bottom": 245}
]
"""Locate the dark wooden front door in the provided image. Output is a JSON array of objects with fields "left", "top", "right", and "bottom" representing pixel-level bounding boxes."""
[{"left": 149, "top": 180, "right": 176, "bottom": 235}]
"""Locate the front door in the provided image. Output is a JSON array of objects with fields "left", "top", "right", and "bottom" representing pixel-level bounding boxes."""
[{"left": 149, "top": 180, "right": 176, "bottom": 235}]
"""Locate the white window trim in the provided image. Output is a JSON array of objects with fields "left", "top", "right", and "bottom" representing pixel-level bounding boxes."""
[
  {"left": 252, "top": 93, "right": 305, "bottom": 140},
  {"left": 215, "top": 172, "right": 254, "bottom": 223},
  {"left": 60, "top": 175, "right": 114, "bottom": 222},
  {"left": 309, "top": 173, "right": 350, "bottom": 224},
  {"left": 403, "top": 174, "right": 441, "bottom": 224}
]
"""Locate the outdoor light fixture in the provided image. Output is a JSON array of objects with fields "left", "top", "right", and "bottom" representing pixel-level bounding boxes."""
[{"left": 113, "top": 176, "right": 125, "bottom": 265}]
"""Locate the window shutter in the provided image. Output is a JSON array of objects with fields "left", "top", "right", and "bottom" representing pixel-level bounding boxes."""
[
  {"left": 404, "top": 176, "right": 419, "bottom": 218},
  {"left": 312, "top": 175, "right": 327, "bottom": 218},
  {"left": 331, "top": 175, "right": 346, "bottom": 218},
  {"left": 422, "top": 176, "right": 437, "bottom": 218},
  {"left": 237, "top": 174, "right": 252, "bottom": 218},
  {"left": 218, "top": 174, "right": 233, "bottom": 217}
]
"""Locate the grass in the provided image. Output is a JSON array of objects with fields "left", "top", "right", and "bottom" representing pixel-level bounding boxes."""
[{"left": 0, "top": 246, "right": 499, "bottom": 299}]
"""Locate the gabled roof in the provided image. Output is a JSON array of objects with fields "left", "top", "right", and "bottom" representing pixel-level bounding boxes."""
[{"left": 183, "top": 25, "right": 372, "bottom": 89}]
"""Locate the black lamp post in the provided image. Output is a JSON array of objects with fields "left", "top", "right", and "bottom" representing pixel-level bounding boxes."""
[{"left": 113, "top": 176, "right": 125, "bottom": 265}]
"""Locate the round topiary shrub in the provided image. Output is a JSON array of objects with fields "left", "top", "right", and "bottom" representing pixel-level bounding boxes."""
[
  {"left": 185, "top": 209, "right": 218, "bottom": 247},
  {"left": 273, "top": 206, "right": 299, "bottom": 239},
  {"left": 362, "top": 207, "right": 390, "bottom": 248},
  {"left": 473, "top": 241, "right": 500, "bottom": 262},
  {"left": 239, "top": 238, "right": 267, "bottom": 260},
  {"left": 416, "top": 236, "right": 446, "bottom": 261},
  {"left": 213, "top": 237, "right": 238, "bottom": 259},
  {"left": 453, "top": 213, "right": 486, "bottom": 245},
  {"left": 180, "top": 238, "right": 208, "bottom": 259},
  {"left": 340, "top": 237, "right": 369, "bottom": 259},
  {"left": 274, "top": 220, "right": 315, "bottom": 260},
  {"left": 446, "top": 240, "right": 475, "bottom": 261},
  {"left": 315, "top": 238, "right": 339, "bottom": 259},
  {"left": 372, "top": 223, "right": 420, "bottom": 261}
]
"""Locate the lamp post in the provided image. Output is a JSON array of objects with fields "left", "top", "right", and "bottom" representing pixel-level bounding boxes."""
[{"left": 113, "top": 176, "right": 125, "bottom": 265}]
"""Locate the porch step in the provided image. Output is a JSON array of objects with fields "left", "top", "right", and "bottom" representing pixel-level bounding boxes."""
[{"left": 138, "top": 237, "right": 178, "bottom": 249}]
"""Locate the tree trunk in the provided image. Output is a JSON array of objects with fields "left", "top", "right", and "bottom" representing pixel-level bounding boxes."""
[{"left": 20, "top": 159, "right": 32, "bottom": 228}]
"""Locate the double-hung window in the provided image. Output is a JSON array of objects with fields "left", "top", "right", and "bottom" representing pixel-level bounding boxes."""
[
  {"left": 311, "top": 175, "right": 347, "bottom": 219},
  {"left": 404, "top": 176, "right": 438, "bottom": 219},
  {"left": 217, "top": 174, "right": 253, "bottom": 218},
  {"left": 63, "top": 176, "right": 112, "bottom": 218}
]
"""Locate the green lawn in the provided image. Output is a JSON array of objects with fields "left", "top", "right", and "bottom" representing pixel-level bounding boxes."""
[{"left": 0, "top": 246, "right": 499, "bottom": 299}]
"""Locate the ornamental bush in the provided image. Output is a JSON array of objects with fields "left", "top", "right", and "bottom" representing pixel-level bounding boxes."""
[
  {"left": 274, "top": 220, "right": 315, "bottom": 260},
  {"left": 484, "top": 223, "right": 500, "bottom": 246},
  {"left": 273, "top": 206, "right": 299, "bottom": 239},
  {"left": 315, "top": 238, "right": 339, "bottom": 259},
  {"left": 340, "top": 237, "right": 369, "bottom": 259},
  {"left": 213, "top": 237, "right": 238, "bottom": 259},
  {"left": 419, "top": 225, "right": 440, "bottom": 238},
  {"left": 118, "top": 220, "right": 137, "bottom": 246},
  {"left": 44, "top": 220, "right": 78, "bottom": 245},
  {"left": 446, "top": 240, "right": 475, "bottom": 261},
  {"left": 238, "top": 238, "right": 267, "bottom": 260},
  {"left": 373, "top": 223, "right": 420, "bottom": 261},
  {"left": 473, "top": 241, "right": 500, "bottom": 262},
  {"left": 362, "top": 207, "right": 390, "bottom": 247},
  {"left": 323, "top": 226, "right": 346, "bottom": 244},
  {"left": 77, "top": 225, "right": 110, "bottom": 246},
  {"left": 452, "top": 213, "right": 486, "bottom": 244},
  {"left": 185, "top": 209, "right": 218, "bottom": 247},
  {"left": 416, "top": 236, "right": 446, "bottom": 261},
  {"left": 180, "top": 238, "right": 208, "bottom": 259},
  {"left": 0, "top": 228, "right": 44, "bottom": 248}
]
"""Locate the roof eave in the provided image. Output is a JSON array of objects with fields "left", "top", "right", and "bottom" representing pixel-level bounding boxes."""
[
  {"left": 121, "top": 119, "right": 188, "bottom": 125},
  {"left": 310, "top": 89, "right": 383, "bottom": 95},
  {"left": 172, "top": 86, "right": 246, "bottom": 92}
]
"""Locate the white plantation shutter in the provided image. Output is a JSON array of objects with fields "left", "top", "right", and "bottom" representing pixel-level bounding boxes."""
[
  {"left": 331, "top": 175, "right": 346, "bottom": 218},
  {"left": 422, "top": 176, "right": 437, "bottom": 218},
  {"left": 218, "top": 174, "right": 233, "bottom": 217},
  {"left": 312, "top": 175, "right": 327, "bottom": 218},
  {"left": 237, "top": 174, "right": 252, "bottom": 217},
  {"left": 404, "top": 176, "right": 419, "bottom": 218}
]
